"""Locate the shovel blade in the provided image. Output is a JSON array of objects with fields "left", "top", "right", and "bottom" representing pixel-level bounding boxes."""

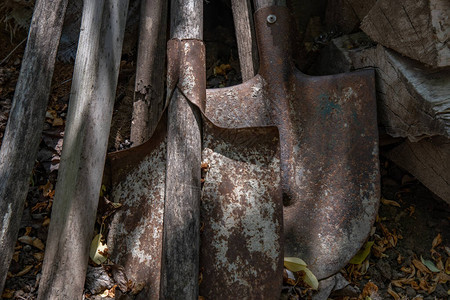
[
  {"left": 280, "top": 70, "right": 380, "bottom": 279},
  {"left": 105, "top": 121, "right": 167, "bottom": 299},
  {"left": 199, "top": 121, "right": 283, "bottom": 299}
]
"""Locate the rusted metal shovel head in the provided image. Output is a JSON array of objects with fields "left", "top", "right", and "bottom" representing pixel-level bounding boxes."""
[{"left": 203, "top": 4, "right": 380, "bottom": 286}]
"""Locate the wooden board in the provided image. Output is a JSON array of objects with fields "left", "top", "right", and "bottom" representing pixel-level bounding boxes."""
[
  {"left": 313, "top": 33, "right": 450, "bottom": 141},
  {"left": 386, "top": 136, "right": 450, "bottom": 204},
  {"left": 361, "top": 0, "right": 450, "bottom": 67},
  {"left": 0, "top": 0, "right": 68, "bottom": 292}
]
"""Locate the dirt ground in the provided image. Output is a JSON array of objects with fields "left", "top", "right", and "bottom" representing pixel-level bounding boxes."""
[{"left": 0, "top": 1, "right": 449, "bottom": 299}]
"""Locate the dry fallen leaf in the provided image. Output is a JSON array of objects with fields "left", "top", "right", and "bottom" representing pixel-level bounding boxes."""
[
  {"left": 33, "top": 252, "right": 45, "bottom": 261},
  {"left": 12, "top": 265, "right": 33, "bottom": 277},
  {"left": 387, "top": 284, "right": 400, "bottom": 300},
  {"left": 360, "top": 281, "right": 378, "bottom": 298},
  {"left": 90, "top": 233, "right": 108, "bottom": 265},
  {"left": 412, "top": 259, "right": 432, "bottom": 274},
  {"left": 381, "top": 197, "right": 401, "bottom": 207},
  {"left": 1, "top": 288, "right": 15, "bottom": 299},
  {"left": 52, "top": 117, "right": 64, "bottom": 126},
  {"left": 349, "top": 241, "right": 374, "bottom": 264},
  {"left": 431, "top": 233, "right": 442, "bottom": 249}
]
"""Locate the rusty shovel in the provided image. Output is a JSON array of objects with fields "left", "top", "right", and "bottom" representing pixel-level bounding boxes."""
[{"left": 104, "top": 2, "right": 379, "bottom": 299}]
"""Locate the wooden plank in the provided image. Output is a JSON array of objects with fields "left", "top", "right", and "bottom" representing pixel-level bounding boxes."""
[
  {"left": 325, "top": 0, "right": 360, "bottom": 33},
  {"left": 361, "top": 0, "right": 450, "bottom": 67},
  {"left": 37, "top": 0, "right": 129, "bottom": 298},
  {"left": 131, "top": 0, "right": 168, "bottom": 145},
  {"left": 0, "top": 0, "right": 68, "bottom": 292},
  {"left": 386, "top": 137, "right": 450, "bottom": 204},
  {"left": 312, "top": 32, "right": 450, "bottom": 202},
  {"left": 346, "top": 0, "right": 377, "bottom": 21},
  {"left": 161, "top": 0, "right": 203, "bottom": 298},
  {"left": 313, "top": 33, "right": 450, "bottom": 141},
  {"left": 231, "top": 0, "right": 258, "bottom": 81}
]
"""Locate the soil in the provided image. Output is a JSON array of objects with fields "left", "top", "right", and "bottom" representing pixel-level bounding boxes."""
[{"left": 0, "top": 1, "right": 449, "bottom": 300}]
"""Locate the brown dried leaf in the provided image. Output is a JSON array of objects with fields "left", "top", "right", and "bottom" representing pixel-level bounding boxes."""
[
  {"left": 32, "top": 238, "right": 45, "bottom": 251},
  {"left": 33, "top": 252, "right": 45, "bottom": 261},
  {"left": 24, "top": 226, "right": 32, "bottom": 236},
  {"left": 52, "top": 117, "right": 64, "bottom": 126},
  {"left": 12, "top": 251, "right": 19, "bottom": 263},
  {"left": 412, "top": 259, "right": 432, "bottom": 274},
  {"left": 434, "top": 272, "right": 450, "bottom": 283},
  {"left": 13, "top": 265, "right": 33, "bottom": 277},
  {"left": 445, "top": 257, "right": 450, "bottom": 274},
  {"left": 431, "top": 233, "right": 442, "bottom": 249},
  {"left": 381, "top": 197, "right": 401, "bottom": 207},
  {"left": 39, "top": 180, "right": 53, "bottom": 197},
  {"left": 360, "top": 281, "right": 378, "bottom": 298},
  {"left": 1, "top": 288, "right": 15, "bottom": 299},
  {"left": 387, "top": 284, "right": 400, "bottom": 300},
  {"left": 42, "top": 217, "right": 50, "bottom": 226}
]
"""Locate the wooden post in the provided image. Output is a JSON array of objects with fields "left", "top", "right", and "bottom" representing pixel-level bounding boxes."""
[
  {"left": 360, "top": 0, "right": 450, "bottom": 67},
  {"left": 131, "top": 0, "right": 168, "bottom": 145},
  {"left": 37, "top": 0, "right": 129, "bottom": 298},
  {"left": 231, "top": 0, "right": 259, "bottom": 81},
  {"left": 0, "top": 0, "right": 68, "bottom": 292},
  {"left": 161, "top": 0, "right": 203, "bottom": 298}
]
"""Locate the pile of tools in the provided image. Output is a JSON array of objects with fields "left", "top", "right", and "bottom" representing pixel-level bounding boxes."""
[{"left": 0, "top": 0, "right": 380, "bottom": 298}]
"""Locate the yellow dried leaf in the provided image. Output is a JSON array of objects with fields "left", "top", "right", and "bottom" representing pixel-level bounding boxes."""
[
  {"left": 349, "top": 241, "right": 374, "bottom": 264},
  {"left": 381, "top": 197, "right": 401, "bottom": 207},
  {"left": 90, "top": 233, "right": 108, "bottom": 265},
  {"left": 32, "top": 238, "right": 45, "bottom": 251},
  {"left": 284, "top": 257, "right": 307, "bottom": 271},
  {"left": 298, "top": 267, "right": 319, "bottom": 290}
]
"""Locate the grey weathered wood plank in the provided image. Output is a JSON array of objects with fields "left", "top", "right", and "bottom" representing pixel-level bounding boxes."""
[
  {"left": 231, "top": 0, "right": 258, "bottom": 81},
  {"left": 361, "top": 0, "right": 450, "bottom": 67},
  {"left": 37, "top": 0, "right": 129, "bottom": 298},
  {"left": 161, "top": 0, "right": 203, "bottom": 298},
  {"left": 131, "top": 0, "right": 168, "bottom": 145},
  {"left": 0, "top": 0, "right": 69, "bottom": 292},
  {"left": 386, "top": 137, "right": 450, "bottom": 204}
]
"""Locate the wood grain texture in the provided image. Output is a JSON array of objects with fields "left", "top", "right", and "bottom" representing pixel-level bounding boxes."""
[
  {"left": 37, "top": 0, "right": 129, "bottom": 298},
  {"left": 346, "top": 0, "right": 377, "bottom": 21},
  {"left": 361, "top": 0, "right": 450, "bottom": 67},
  {"left": 386, "top": 137, "right": 450, "bottom": 204},
  {"left": 350, "top": 45, "right": 450, "bottom": 141},
  {"left": 231, "top": 0, "right": 258, "bottom": 81},
  {"left": 313, "top": 33, "right": 450, "bottom": 141},
  {"left": 0, "top": 0, "right": 68, "bottom": 292},
  {"left": 131, "top": 0, "right": 168, "bottom": 145},
  {"left": 162, "top": 0, "right": 203, "bottom": 298}
]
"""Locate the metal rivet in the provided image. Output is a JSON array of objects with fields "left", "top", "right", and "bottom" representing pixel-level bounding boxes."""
[{"left": 267, "top": 14, "right": 277, "bottom": 24}]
